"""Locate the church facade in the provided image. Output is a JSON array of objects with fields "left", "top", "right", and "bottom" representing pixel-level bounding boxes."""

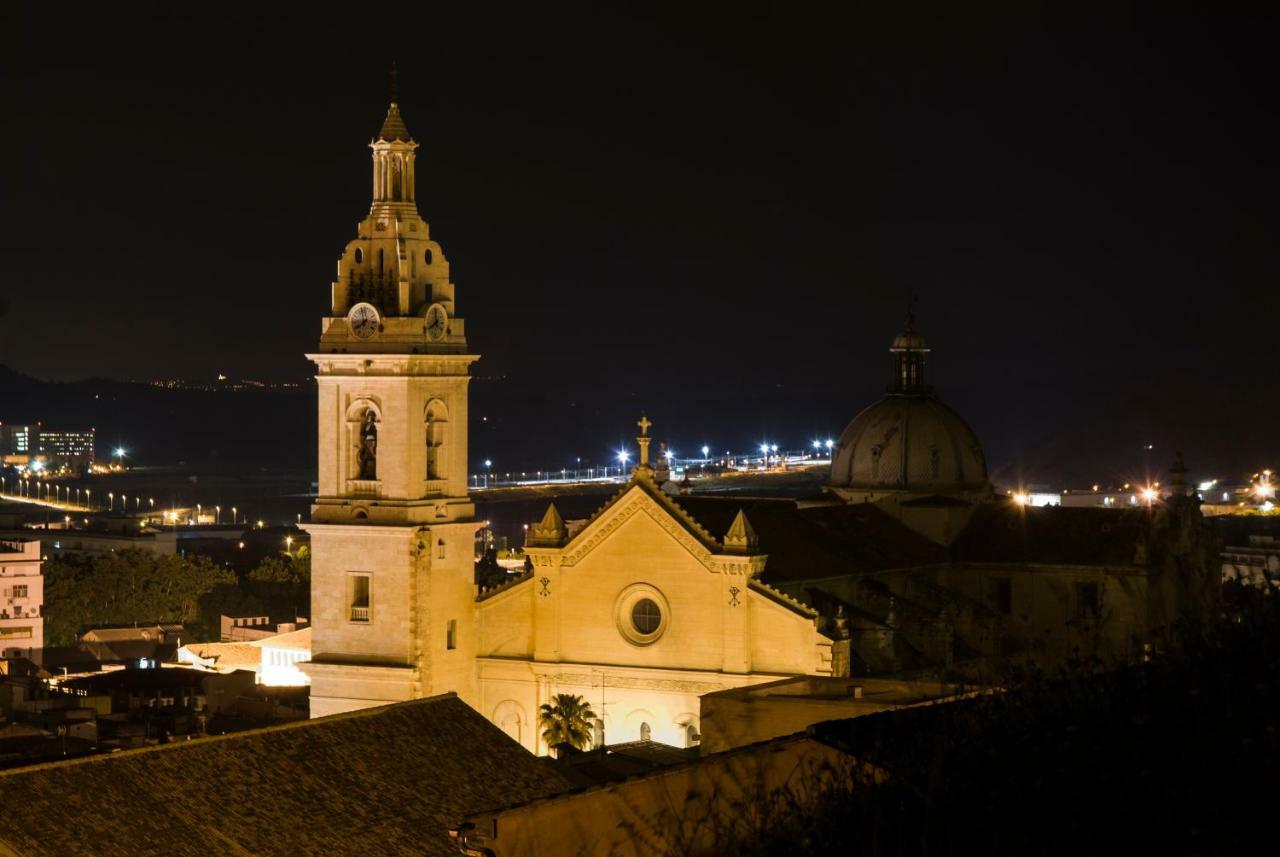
[{"left": 300, "top": 99, "right": 832, "bottom": 749}]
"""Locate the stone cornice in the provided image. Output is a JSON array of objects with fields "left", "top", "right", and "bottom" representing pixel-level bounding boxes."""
[
  {"left": 749, "top": 578, "right": 819, "bottom": 618},
  {"left": 306, "top": 353, "right": 479, "bottom": 376}
]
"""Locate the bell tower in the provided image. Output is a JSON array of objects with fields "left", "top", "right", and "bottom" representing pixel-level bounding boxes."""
[{"left": 301, "top": 88, "right": 480, "bottom": 717}]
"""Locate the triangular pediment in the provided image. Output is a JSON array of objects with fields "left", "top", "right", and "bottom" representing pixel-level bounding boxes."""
[{"left": 556, "top": 481, "right": 721, "bottom": 569}]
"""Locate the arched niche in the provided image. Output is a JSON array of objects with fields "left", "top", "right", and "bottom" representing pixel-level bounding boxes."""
[{"left": 425, "top": 398, "right": 449, "bottom": 482}]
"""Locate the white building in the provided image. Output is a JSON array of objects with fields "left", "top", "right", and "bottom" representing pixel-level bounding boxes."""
[{"left": 0, "top": 539, "right": 43, "bottom": 659}]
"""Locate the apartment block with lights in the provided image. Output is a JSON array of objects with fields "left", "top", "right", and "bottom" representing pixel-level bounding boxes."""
[{"left": 0, "top": 540, "right": 43, "bottom": 659}]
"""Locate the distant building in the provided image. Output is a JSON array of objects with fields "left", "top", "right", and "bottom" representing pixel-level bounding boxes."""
[
  {"left": 0, "top": 425, "right": 34, "bottom": 457},
  {"left": 34, "top": 428, "right": 95, "bottom": 473},
  {"left": 253, "top": 627, "right": 311, "bottom": 686},
  {"left": 1222, "top": 535, "right": 1280, "bottom": 586},
  {"left": 220, "top": 613, "right": 308, "bottom": 642},
  {"left": 0, "top": 540, "right": 43, "bottom": 659}
]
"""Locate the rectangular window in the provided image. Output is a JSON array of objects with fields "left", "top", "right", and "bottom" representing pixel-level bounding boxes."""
[
  {"left": 349, "top": 574, "right": 372, "bottom": 623},
  {"left": 1076, "top": 582, "right": 1100, "bottom": 620},
  {"left": 989, "top": 578, "right": 1012, "bottom": 615},
  {"left": 0, "top": 626, "right": 32, "bottom": 640},
  {"left": 447, "top": 619, "right": 457, "bottom": 650}
]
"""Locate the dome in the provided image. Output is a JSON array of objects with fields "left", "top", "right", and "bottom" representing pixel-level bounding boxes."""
[
  {"left": 830, "top": 396, "right": 988, "bottom": 494},
  {"left": 829, "top": 313, "right": 988, "bottom": 500}
]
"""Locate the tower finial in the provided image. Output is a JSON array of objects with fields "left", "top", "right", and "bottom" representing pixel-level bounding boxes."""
[
  {"left": 636, "top": 414, "right": 653, "bottom": 469},
  {"left": 389, "top": 62, "right": 399, "bottom": 105}
]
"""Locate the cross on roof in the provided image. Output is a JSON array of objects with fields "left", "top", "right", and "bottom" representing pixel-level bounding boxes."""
[{"left": 637, "top": 415, "right": 652, "bottom": 436}]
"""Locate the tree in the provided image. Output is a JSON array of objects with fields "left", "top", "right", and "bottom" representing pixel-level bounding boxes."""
[
  {"left": 42, "top": 549, "right": 236, "bottom": 645},
  {"left": 245, "top": 550, "right": 310, "bottom": 620},
  {"left": 538, "top": 693, "right": 596, "bottom": 751}
]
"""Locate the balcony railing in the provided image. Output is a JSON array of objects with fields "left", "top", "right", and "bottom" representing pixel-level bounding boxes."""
[{"left": 350, "top": 606, "right": 370, "bottom": 622}]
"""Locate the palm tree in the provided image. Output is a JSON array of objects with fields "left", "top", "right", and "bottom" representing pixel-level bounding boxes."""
[{"left": 539, "top": 693, "right": 596, "bottom": 752}]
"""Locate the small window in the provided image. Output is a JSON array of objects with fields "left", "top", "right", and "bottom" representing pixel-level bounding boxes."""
[
  {"left": 447, "top": 619, "right": 457, "bottom": 650},
  {"left": 437, "top": 538, "right": 446, "bottom": 559},
  {"left": 349, "top": 574, "right": 372, "bottom": 623},
  {"left": 13, "top": 585, "right": 27, "bottom": 599},
  {"left": 424, "top": 248, "right": 433, "bottom": 264},
  {"left": 639, "top": 722, "right": 651, "bottom": 741},
  {"left": 354, "top": 247, "right": 363, "bottom": 264},
  {"left": 632, "top": 599, "right": 661, "bottom": 635}
]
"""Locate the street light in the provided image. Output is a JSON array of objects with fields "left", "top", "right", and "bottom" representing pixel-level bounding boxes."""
[
  {"left": 484, "top": 459, "right": 492, "bottom": 488},
  {"left": 108, "top": 492, "right": 114, "bottom": 512},
  {"left": 701, "top": 445, "right": 710, "bottom": 460},
  {"left": 215, "top": 505, "right": 221, "bottom": 525},
  {"left": 617, "top": 450, "right": 630, "bottom": 477},
  {"left": 231, "top": 506, "right": 238, "bottom": 524}
]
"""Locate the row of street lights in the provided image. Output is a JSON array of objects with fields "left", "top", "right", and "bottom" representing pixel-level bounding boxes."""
[
  {"left": 471, "top": 438, "right": 839, "bottom": 488},
  {"left": 0, "top": 478, "right": 262, "bottom": 524}
]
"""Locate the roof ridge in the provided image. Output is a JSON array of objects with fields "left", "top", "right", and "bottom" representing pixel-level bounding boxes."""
[
  {"left": 638, "top": 480, "right": 719, "bottom": 548},
  {"left": 477, "top": 570, "right": 533, "bottom": 601},
  {"left": 749, "top": 578, "right": 818, "bottom": 617}
]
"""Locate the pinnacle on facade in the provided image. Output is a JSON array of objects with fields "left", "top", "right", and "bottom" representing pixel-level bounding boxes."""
[
  {"left": 528, "top": 503, "right": 568, "bottom": 547},
  {"left": 723, "top": 508, "right": 759, "bottom": 553}
]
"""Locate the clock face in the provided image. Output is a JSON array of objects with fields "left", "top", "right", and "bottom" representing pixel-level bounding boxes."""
[
  {"left": 348, "top": 303, "right": 380, "bottom": 339},
  {"left": 424, "top": 303, "right": 448, "bottom": 342}
]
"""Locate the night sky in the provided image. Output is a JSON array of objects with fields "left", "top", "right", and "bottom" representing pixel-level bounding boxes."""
[{"left": 3, "top": 6, "right": 1277, "bottom": 483}]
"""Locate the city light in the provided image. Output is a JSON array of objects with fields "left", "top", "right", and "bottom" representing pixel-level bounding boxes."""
[
  {"left": 1013, "top": 492, "right": 1030, "bottom": 506},
  {"left": 701, "top": 445, "right": 710, "bottom": 458},
  {"left": 115, "top": 447, "right": 126, "bottom": 457}
]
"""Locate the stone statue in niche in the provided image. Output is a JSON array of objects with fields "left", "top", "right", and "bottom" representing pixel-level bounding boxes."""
[{"left": 358, "top": 410, "right": 378, "bottom": 480}]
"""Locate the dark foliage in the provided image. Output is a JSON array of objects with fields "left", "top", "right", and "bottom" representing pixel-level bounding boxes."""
[{"left": 706, "top": 581, "right": 1280, "bottom": 856}]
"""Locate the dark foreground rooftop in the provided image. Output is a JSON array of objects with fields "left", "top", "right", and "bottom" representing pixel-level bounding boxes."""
[{"left": 0, "top": 693, "right": 567, "bottom": 857}]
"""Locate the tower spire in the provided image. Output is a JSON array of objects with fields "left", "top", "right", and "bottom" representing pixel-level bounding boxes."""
[{"left": 389, "top": 61, "right": 399, "bottom": 105}]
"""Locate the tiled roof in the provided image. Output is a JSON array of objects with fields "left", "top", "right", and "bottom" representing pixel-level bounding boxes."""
[
  {"left": 250, "top": 627, "right": 312, "bottom": 650},
  {"left": 546, "top": 740, "right": 699, "bottom": 788},
  {"left": 676, "top": 497, "right": 949, "bottom": 582},
  {"left": 951, "top": 501, "right": 1151, "bottom": 566},
  {"left": 0, "top": 694, "right": 568, "bottom": 856},
  {"left": 179, "top": 642, "right": 261, "bottom": 669}
]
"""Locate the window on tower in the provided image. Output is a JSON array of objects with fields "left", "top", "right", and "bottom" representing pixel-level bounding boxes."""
[{"left": 348, "top": 573, "right": 372, "bottom": 623}]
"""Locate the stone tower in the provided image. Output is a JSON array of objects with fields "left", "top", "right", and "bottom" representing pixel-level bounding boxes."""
[{"left": 301, "top": 93, "right": 480, "bottom": 717}]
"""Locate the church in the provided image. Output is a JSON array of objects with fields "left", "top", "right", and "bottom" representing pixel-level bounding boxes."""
[{"left": 299, "top": 98, "right": 832, "bottom": 750}]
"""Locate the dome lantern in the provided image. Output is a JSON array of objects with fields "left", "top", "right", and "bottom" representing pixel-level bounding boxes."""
[{"left": 888, "top": 312, "right": 931, "bottom": 395}]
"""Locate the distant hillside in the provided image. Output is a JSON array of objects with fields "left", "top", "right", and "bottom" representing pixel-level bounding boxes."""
[{"left": 1, "top": 365, "right": 314, "bottom": 469}]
